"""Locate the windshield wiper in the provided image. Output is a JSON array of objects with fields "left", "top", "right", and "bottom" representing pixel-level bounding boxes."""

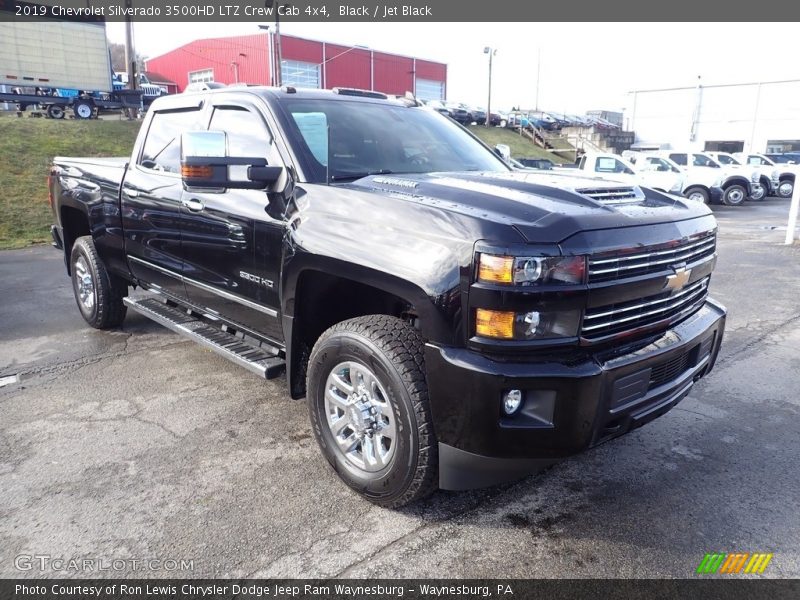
[{"left": 329, "top": 169, "right": 395, "bottom": 183}]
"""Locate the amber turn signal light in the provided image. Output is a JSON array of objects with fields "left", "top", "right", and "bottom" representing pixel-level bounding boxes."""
[
  {"left": 181, "top": 164, "right": 213, "bottom": 178},
  {"left": 475, "top": 309, "right": 515, "bottom": 339}
]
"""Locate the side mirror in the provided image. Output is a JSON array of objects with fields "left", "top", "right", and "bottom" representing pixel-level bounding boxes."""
[
  {"left": 180, "top": 130, "right": 283, "bottom": 191},
  {"left": 494, "top": 144, "right": 511, "bottom": 161}
]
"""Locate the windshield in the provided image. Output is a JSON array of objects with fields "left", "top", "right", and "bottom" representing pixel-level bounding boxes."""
[{"left": 279, "top": 99, "right": 509, "bottom": 183}]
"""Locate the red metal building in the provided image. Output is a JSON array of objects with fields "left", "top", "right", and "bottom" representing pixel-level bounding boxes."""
[{"left": 145, "top": 33, "right": 447, "bottom": 100}]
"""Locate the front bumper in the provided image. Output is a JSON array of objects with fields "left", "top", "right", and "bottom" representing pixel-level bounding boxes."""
[{"left": 426, "top": 299, "right": 726, "bottom": 490}]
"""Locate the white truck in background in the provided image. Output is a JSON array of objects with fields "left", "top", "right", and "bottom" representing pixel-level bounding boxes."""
[
  {"left": 572, "top": 152, "right": 685, "bottom": 195},
  {"left": 733, "top": 152, "right": 796, "bottom": 198},
  {"left": 633, "top": 151, "right": 761, "bottom": 206}
]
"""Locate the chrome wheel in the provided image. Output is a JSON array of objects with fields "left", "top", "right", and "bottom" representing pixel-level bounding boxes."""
[
  {"left": 779, "top": 181, "right": 794, "bottom": 198},
  {"left": 726, "top": 187, "right": 744, "bottom": 204},
  {"left": 688, "top": 191, "right": 706, "bottom": 203},
  {"left": 749, "top": 186, "right": 766, "bottom": 201},
  {"left": 74, "top": 256, "right": 95, "bottom": 311},
  {"left": 324, "top": 361, "right": 396, "bottom": 473}
]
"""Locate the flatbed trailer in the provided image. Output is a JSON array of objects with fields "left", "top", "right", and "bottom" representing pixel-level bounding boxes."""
[{"left": 0, "top": 89, "right": 145, "bottom": 119}]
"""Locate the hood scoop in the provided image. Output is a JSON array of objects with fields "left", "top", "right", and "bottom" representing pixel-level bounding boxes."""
[{"left": 574, "top": 186, "right": 645, "bottom": 206}]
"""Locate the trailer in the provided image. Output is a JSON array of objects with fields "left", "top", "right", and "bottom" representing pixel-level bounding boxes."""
[{"left": 0, "top": 17, "right": 145, "bottom": 119}]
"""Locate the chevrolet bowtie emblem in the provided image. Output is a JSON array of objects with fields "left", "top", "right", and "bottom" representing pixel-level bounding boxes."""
[{"left": 665, "top": 267, "right": 692, "bottom": 292}]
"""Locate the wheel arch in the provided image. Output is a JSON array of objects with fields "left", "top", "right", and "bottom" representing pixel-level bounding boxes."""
[
  {"left": 282, "top": 259, "right": 457, "bottom": 399},
  {"left": 60, "top": 205, "right": 91, "bottom": 275}
]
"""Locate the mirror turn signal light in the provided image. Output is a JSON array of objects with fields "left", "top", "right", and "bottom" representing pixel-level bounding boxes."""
[{"left": 181, "top": 164, "right": 214, "bottom": 178}]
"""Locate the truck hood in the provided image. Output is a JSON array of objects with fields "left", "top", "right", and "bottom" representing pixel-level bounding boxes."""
[{"left": 348, "top": 170, "right": 711, "bottom": 244}]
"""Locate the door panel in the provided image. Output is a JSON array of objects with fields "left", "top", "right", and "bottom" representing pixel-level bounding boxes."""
[
  {"left": 122, "top": 168, "right": 186, "bottom": 298},
  {"left": 121, "top": 106, "right": 207, "bottom": 299},
  {"left": 181, "top": 102, "right": 286, "bottom": 343}
]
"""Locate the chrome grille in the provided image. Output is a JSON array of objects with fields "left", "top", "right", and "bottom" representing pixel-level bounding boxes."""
[
  {"left": 576, "top": 186, "right": 643, "bottom": 205},
  {"left": 582, "top": 276, "right": 710, "bottom": 341},
  {"left": 588, "top": 233, "right": 716, "bottom": 283}
]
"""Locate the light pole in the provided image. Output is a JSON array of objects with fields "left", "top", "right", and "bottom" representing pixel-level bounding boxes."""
[
  {"left": 257, "top": 24, "right": 273, "bottom": 85},
  {"left": 483, "top": 46, "right": 496, "bottom": 128}
]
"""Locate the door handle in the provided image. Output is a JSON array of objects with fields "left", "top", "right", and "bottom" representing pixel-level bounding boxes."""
[
  {"left": 182, "top": 198, "right": 205, "bottom": 212},
  {"left": 125, "top": 189, "right": 139, "bottom": 198}
]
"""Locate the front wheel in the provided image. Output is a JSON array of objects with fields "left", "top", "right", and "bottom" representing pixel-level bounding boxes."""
[
  {"left": 70, "top": 236, "right": 127, "bottom": 329},
  {"left": 73, "top": 99, "right": 94, "bottom": 120},
  {"left": 307, "top": 315, "right": 438, "bottom": 508},
  {"left": 722, "top": 184, "right": 746, "bottom": 206}
]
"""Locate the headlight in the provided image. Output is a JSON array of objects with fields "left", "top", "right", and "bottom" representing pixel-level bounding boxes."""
[
  {"left": 750, "top": 170, "right": 759, "bottom": 183},
  {"left": 475, "top": 308, "right": 582, "bottom": 340},
  {"left": 477, "top": 254, "right": 586, "bottom": 285},
  {"left": 669, "top": 179, "right": 683, "bottom": 193}
]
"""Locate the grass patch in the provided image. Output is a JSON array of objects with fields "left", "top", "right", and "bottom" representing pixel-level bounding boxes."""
[
  {"left": 0, "top": 114, "right": 140, "bottom": 250},
  {"left": 468, "top": 125, "right": 572, "bottom": 165}
]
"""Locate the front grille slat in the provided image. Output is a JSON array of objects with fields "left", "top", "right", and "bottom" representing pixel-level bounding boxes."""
[
  {"left": 649, "top": 353, "right": 691, "bottom": 389},
  {"left": 581, "top": 276, "right": 710, "bottom": 340},
  {"left": 577, "top": 186, "right": 643, "bottom": 205},
  {"left": 588, "top": 232, "right": 716, "bottom": 283}
]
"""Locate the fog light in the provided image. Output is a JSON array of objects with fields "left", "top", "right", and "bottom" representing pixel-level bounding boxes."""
[{"left": 503, "top": 389, "right": 524, "bottom": 415}]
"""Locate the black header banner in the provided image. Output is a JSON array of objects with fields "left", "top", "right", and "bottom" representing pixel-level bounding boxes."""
[
  {"left": 1, "top": 0, "right": 799, "bottom": 22},
  {"left": 2, "top": 579, "right": 800, "bottom": 600}
]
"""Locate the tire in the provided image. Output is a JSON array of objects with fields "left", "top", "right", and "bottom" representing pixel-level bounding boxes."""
[
  {"left": 46, "top": 104, "right": 66, "bottom": 119},
  {"left": 73, "top": 99, "right": 94, "bottom": 120},
  {"left": 748, "top": 184, "right": 766, "bottom": 201},
  {"left": 722, "top": 184, "right": 746, "bottom": 206},
  {"left": 778, "top": 178, "right": 794, "bottom": 198},
  {"left": 307, "top": 315, "right": 437, "bottom": 508},
  {"left": 70, "top": 236, "right": 127, "bottom": 329},
  {"left": 684, "top": 186, "right": 710, "bottom": 204}
]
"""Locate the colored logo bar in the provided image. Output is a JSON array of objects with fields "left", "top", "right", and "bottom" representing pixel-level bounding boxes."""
[{"left": 696, "top": 553, "right": 773, "bottom": 574}]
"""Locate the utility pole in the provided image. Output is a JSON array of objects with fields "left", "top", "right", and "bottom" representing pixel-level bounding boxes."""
[
  {"left": 484, "top": 46, "right": 496, "bottom": 128},
  {"left": 535, "top": 47, "right": 541, "bottom": 111},
  {"left": 124, "top": 0, "right": 136, "bottom": 91},
  {"left": 263, "top": 1, "right": 283, "bottom": 86}
]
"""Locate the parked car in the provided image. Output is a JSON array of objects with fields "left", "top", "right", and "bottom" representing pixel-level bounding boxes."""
[
  {"left": 706, "top": 152, "right": 772, "bottom": 201},
  {"left": 655, "top": 151, "right": 761, "bottom": 206},
  {"left": 422, "top": 99, "right": 451, "bottom": 118},
  {"left": 571, "top": 152, "right": 685, "bottom": 197},
  {"left": 444, "top": 101, "right": 471, "bottom": 124},
  {"left": 48, "top": 86, "right": 726, "bottom": 507},
  {"left": 469, "top": 107, "right": 487, "bottom": 125},
  {"left": 734, "top": 152, "right": 796, "bottom": 198},
  {"left": 626, "top": 153, "right": 724, "bottom": 204},
  {"left": 487, "top": 111, "right": 503, "bottom": 126}
]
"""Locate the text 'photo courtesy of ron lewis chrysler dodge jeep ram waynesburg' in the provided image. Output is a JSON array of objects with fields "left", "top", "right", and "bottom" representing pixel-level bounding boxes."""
[{"left": 48, "top": 86, "right": 726, "bottom": 507}]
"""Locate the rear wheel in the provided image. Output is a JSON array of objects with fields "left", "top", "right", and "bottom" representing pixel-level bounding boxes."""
[
  {"left": 70, "top": 236, "right": 127, "bottom": 329},
  {"left": 748, "top": 185, "right": 766, "bottom": 201},
  {"left": 778, "top": 179, "right": 794, "bottom": 198},
  {"left": 722, "top": 184, "right": 746, "bottom": 206},
  {"left": 684, "top": 186, "right": 710, "bottom": 204},
  {"left": 307, "top": 315, "right": 437, "bottom": 508}
]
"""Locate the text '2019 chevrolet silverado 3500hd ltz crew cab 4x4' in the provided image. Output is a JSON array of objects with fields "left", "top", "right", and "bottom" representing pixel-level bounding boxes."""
[{"left": 49, "top": 87, "right": 726, "bottom": 507}]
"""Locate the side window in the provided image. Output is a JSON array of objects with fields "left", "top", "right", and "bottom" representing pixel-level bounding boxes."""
[
  {"left": 139, "top": 109, "right": 205, "bottom": 173},
  {"left": 692, "top": 154, "right": 718, "bottom": 168},
  {"left": 208, "top": 105, "right": 275, "bottom": 183},
  {"left": 209, "top": 105, "right": 272, "bottom": 157},
  {"left": 669, "top": 153, "right": 687, "bottom": 166}
]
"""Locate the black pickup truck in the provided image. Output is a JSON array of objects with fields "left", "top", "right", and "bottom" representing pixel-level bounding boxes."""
[{"left": 49, "top": 87, "right": 726, "bottom": 507}]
